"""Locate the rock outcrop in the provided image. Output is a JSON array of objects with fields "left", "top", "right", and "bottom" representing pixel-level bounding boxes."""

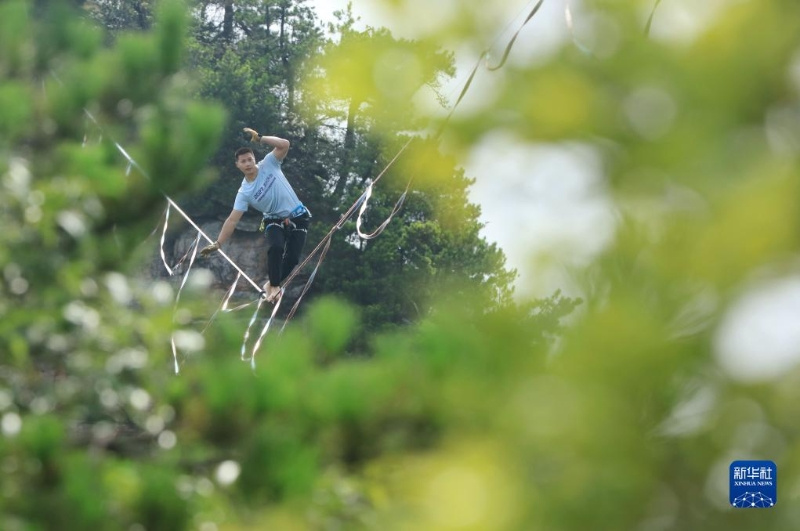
[{"left": 148, "top": 214, "right": 312, "bottom": 308}]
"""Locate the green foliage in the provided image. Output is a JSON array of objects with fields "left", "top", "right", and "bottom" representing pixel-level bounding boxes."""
[
  {"left": 135, "top": 465, "right": 191, "bottom": 531},
  {"left": 0, "top": 82, "right": 33, "bottom": 140},
  {"left": 84, "top": 0, "right": 155, "bottom": 32},
  {"left": 0, "top": 1, "right": 224, "bottom": 528},
  {"left": 304, "top": 296, "right": 360, "bottom": 358},
  {"left": 305, "top": 13, "right": 455, "bottom": 128}
]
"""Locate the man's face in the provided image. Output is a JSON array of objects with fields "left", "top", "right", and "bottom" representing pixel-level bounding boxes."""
[{"left": 236, "top": 153, "right": 256, "bottom": 173}]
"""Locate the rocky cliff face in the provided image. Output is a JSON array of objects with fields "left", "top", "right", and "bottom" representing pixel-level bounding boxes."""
[{"left": 148, "top": 214, "right": 311, "bottom": 307}]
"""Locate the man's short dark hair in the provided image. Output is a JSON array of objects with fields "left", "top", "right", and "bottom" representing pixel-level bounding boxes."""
[{"left": 235, "top": 147, "right": 254, "bottom": 160}]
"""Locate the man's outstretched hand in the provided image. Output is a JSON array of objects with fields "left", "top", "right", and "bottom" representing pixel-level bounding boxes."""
[
  {"left": 200, "top": 241, "right": 220, "bottom": 258},
  {"left": 243, "top": 127, "right": 259, "bottom": 143}
]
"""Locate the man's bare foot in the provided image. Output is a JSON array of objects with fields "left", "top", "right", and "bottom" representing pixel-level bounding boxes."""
[{"left": 262, "top": 281, "right": 281, "bottom": 303}]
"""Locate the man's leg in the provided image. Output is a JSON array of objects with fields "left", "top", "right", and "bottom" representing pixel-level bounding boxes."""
[
  {"left": 264, "top": 222, "right": 286, "bottom": 300},
  {"left": 280, "top": 214, "right": 309, "bottom": 283}
]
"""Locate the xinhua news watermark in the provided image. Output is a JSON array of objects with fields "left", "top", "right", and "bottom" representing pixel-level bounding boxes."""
[{"left": 729, "top": 460, "right": 777, "bottom": 508}]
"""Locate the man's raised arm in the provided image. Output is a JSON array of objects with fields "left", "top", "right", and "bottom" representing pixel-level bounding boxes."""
[{"left": 243, "top": 127, "right": 290, "bottom": 160}]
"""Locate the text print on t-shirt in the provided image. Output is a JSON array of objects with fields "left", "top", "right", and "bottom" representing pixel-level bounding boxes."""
[{"left": 254, "top": 174, "right": 276, "bottom": 201}]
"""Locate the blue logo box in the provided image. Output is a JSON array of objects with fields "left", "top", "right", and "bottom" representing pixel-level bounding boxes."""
[{"left": 730, "top": 460, "right": 777, "bottom": 508}]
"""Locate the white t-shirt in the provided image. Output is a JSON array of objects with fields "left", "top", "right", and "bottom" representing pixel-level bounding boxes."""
[{"left": 233, "top": 153, "right": 304, "bottom": 218}]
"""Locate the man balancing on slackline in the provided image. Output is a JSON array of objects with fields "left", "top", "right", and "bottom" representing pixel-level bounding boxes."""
[{"left": 200, "top": 127, "right": 311, "bottom": 303}]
